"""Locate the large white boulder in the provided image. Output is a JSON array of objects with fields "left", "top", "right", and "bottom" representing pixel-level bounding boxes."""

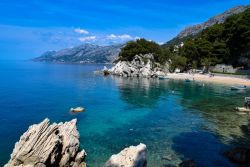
[
  {"left": 103, "top": 143, "right": 147, "bottom": 167},
  {"left": 110, "top": 61, "right": 139, "bottom": 77}
]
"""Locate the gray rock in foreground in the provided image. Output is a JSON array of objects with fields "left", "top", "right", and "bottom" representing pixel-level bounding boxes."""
[
  {"left": 4, "top": 118, "right": 86, "bottom": 167},
  {"left": 103, "top": 143, "right": 147, "bottom": 167}
]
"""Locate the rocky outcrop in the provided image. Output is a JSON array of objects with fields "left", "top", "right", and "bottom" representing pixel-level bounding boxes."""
[
  {"left": 103, "top": 143, "right": 147, "bottom": 167},
  {"left": 4, "top": 118, "right": 86, "bottom": 167},
  {"left": 224, "top": 147, "right": 250, "bottom": 164},
  {"left": 109, "top": 54, "right": 169, "bottom": 78}
]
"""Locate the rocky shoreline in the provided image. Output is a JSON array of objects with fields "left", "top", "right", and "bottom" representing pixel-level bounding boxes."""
[
  {"left": 5, "top": 119, "right": 250, "bottom": 167},
  {"left": 4, "top": 119, "right": 147, "bottom": 167},
  {"left": 107, "top": 54, "right": 169, "bottom": 78}
]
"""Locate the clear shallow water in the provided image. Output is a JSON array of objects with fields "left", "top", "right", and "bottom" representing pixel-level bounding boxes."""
[{"left": 0, "top": 61, "right": 250, "bottom": 167}]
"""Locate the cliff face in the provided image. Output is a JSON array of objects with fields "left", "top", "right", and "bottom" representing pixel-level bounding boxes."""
[
  {"left": 33, "top": 44, "right": 123, "bottom": 63},
  {"left": 4, "top": 119, "right": 87, "bottom": 167}
]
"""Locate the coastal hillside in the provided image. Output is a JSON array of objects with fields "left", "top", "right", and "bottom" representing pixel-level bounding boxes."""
[
  {"left": 164, "top": 5, "right": 250, "bottom": 47},
  {"left": 33, "top": 44, "right": 123, "bottom": 63},
  {"left": 109, "top": 7, "right": 250, "bottom": 76},
  {"left": 163, "top": 7, "right": 250, "bottom": 70}
]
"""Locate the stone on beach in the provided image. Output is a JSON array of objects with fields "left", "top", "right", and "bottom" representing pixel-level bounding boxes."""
[
  {"left": 4, "top": 118, "right": 87, "bottom": 167},
  {"left": 103, "top": 143, "right": 147, "bottom": 167}
]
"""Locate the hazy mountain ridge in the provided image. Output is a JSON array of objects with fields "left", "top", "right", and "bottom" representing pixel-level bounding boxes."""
[
  {"left": 34, "top": 5, "right": 250, "bottom": 64},
  {"left": 34, "top": 44, "right": 124, "bottom": 63},
  {"left": 164, "top": 5, "right": 250, "bottom": 46}
]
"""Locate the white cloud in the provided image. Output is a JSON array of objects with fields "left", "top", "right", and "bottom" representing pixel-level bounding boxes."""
[
  {"left": 157, "top": 41, "right": 164, "bottom": 45},
  {"left": 106, "top": 34, "right": 133, "bottom": 40},
  {"left": 106, "top": 34, "right": 116, "bottom": 39},
  {"left": 74, "top": 28, "right": 89, "bottom": 34},
  {"left": 78, "top": 36, "right": 96, "bottom": 42}
]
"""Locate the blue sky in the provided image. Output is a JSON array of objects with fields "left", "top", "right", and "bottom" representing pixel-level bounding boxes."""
[{"left": 0, "top": 0, "right": 249, "bottom": 59}]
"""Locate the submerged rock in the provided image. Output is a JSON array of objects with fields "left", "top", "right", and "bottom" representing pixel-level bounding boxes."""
[
  {"left": 103, "top": 143, "right": 147, "bottom": 167},
  {"left": 224, "top": 147, "right": 250, "bottom": 164},
  {"left": 4, "top": 118, "right": 86, "bottom": 167},
  {"left": 178, "top": 159, "right": 196, "bottom": 167}
]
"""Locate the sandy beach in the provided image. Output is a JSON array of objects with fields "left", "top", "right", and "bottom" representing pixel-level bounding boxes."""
[{"left": 167, "top": 73, "right": 250, "bottom": 86}]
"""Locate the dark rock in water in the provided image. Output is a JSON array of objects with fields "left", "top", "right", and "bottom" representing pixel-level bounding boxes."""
[
  {"left": 224, "top": 147, "right": 250, "bottom": 164},
  {"left": 4, "top": 118, "right": 87, "bottom": 167},
  {"left": 178, "top": 159, "right": 196, "bottom": 167},
  {"left": 103, "top": 70, "right": 110, "bottom": 76}
]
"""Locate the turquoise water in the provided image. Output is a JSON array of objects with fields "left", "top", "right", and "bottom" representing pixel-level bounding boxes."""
[{"left": 0, "top": 61, "right": 250, "bottom": 167}]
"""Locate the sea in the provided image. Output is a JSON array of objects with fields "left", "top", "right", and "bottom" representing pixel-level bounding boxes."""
[{"left": 0, "top": 60, "right": 250, "bottom": 167}]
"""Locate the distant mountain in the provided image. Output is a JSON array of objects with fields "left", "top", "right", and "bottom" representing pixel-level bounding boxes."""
[
  {"left": 164, "top": 5, "right": 250, "bottom": 46},
  {"left": 33, "top": 44, "right": 124, "bottom": 63}
]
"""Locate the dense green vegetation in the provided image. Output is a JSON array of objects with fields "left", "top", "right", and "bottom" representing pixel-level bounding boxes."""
[
  {"left": 118, "top": 38, "right": 171, "bottom": 64},
  {"left": 119, "top": 8, "right": 250, "bottom": 71},
  {"left": 118, "top": 38, "right": 179, "bottom": 67},
  {"left": 172, "top": 8, "right": 250, "bottom": 70}
]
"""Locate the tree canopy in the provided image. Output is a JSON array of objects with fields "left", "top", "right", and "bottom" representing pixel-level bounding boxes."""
[
  {"left": 118, "top": 38, "right": 172, "bottom": 64},
  {"left": 118, "top": 8, "right": 250, "bottom": 71},
  {"left": 175, "top": 8, "right": 250, "bottom": 68}
]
